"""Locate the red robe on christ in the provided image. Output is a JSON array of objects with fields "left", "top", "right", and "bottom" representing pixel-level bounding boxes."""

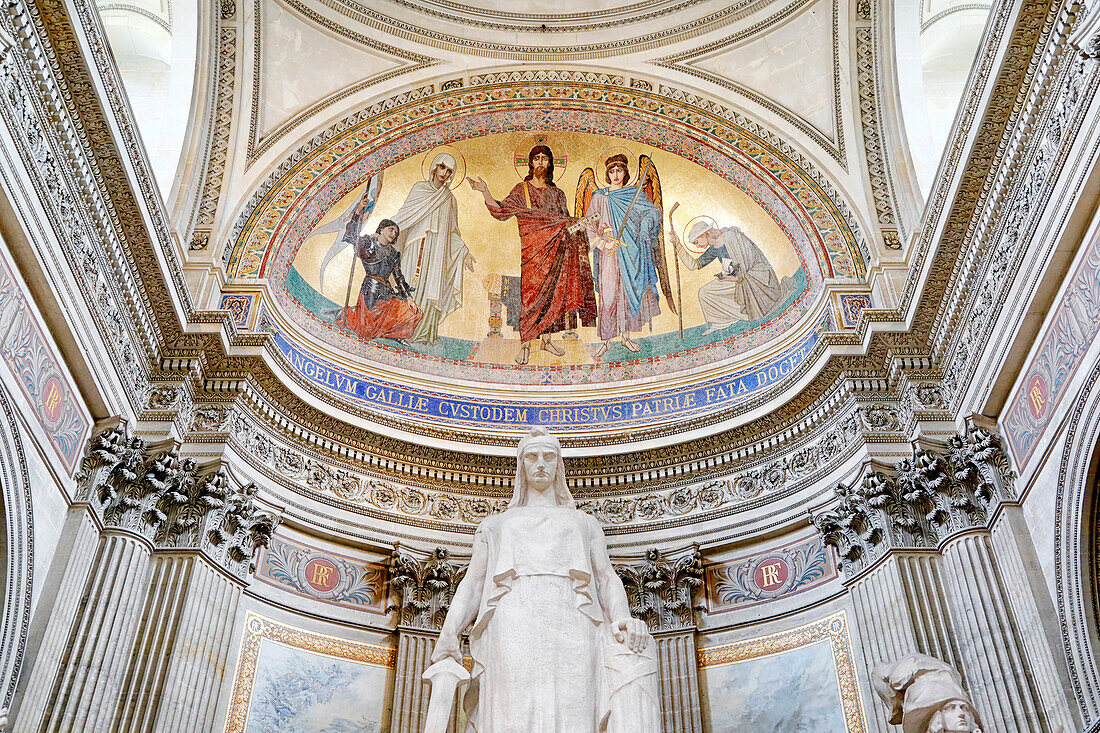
[{"left": 486, "top": 181, "right": 597, "bottom": 343}]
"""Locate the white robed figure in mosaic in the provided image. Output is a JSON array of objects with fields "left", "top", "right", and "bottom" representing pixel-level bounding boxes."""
[
  {"left": 673, "top": 219, "right": 786, "bottom": 334},
  {"left": 391, "top": 152, "right": 476, "bottom": 343},
  {"left": 424, "top": 427, "right": 661, "bottom": 733}
]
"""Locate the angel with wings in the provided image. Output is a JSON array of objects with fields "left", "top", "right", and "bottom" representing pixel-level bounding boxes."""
[{"left": 577, "top": 153, "right": 676, "bottom": 357}]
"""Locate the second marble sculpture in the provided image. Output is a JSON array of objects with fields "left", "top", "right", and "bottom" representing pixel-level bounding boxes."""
[{"left": 423, "top": 427, "right": 661, "bottom": 733}]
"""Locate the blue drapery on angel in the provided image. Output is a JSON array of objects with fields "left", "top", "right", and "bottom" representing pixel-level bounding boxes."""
[{"left": 594, "top": 186, "right": 662, "bottom": 316}]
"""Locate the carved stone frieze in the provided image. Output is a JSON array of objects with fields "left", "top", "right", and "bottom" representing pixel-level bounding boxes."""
[
  {"left": 812, "top": 425, "right": 1017, "bottom": 577},
  {"left": 615, "top": 547, "right": 704, "bottom": 631},
  {"left": 74, "top": 424, "right": 278, "bottom": 579},
  {"left": 387, "top": 546, "right": 467, "bottom": 630}
]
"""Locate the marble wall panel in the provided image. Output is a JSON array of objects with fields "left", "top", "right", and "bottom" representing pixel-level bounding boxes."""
[
  {"left": 254, "top": 533, "right": 388, "bottom": 614},
  {"left": 0, "top": 246, "right": 90, "bottom": 474},
  {"left": 1003, "top": 218, "right": 1100, "bottom": 467},
  {"left": 705, "top": 533, "right": 837, "bottom": 613}
]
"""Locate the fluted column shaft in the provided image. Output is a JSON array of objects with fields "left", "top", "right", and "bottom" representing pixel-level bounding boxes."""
[
  {"left": 391, "top": 627, "right": 461, "bottom": 733},
  {"left": 940, "top": 532, "right": 1051, "bottom": 732},
  {"left": 988, "top": 508, "right": 1079, "bottom": 731},
  {"left": 653, "top": 627, "right": 702, "bottom": 733},
  {"left": 12, "top": 509, "right": 100, "bottom": 731},
  {"left": 114, "top": 553, "right": 244, "bottom": 733},
  {"left": 847, "top": 552, "right": 958, "bottom": 733},
  {"left": 30, "top": 531, "right": 153, "bottom": 733}
]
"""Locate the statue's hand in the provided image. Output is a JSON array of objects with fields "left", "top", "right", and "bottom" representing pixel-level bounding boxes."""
[
  {"left": 431, "top": 635, "right": 462, "bottom": 664},
  {"left": 614, "top": 617, "right": 649, "bottom": 654}
]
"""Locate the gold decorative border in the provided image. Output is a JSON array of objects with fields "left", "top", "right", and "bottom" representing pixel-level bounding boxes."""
[
  {"left": 698, "top": 611, "right": 867, "bottom": 732},
  {"left": 224, "top": 611, "right": 396, "bottom": 733}
]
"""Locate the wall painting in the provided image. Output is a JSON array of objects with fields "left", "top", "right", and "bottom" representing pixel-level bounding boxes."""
[
  {"left": 224, "top": 612, "right": 395, "bottom": 733},
  {"left": 699, "top": 612, "right": 866, "bottom": 732}
]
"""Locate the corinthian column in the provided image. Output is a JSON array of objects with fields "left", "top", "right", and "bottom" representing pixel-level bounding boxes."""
[
  {"left": 616, "top": 547, "right": 705, "bottom": 733},
  {"left": 388, "top": 546, "right": 467, "bottom": 733},
  {"left": 10, "top": 425, "right": 278, "bottom": 733},
  {"left": 813, "top": 424, "right": 1075, "bottom": 733}
]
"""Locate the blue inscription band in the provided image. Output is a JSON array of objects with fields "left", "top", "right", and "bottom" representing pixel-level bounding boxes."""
[{"left": 273, "top": 317, "right": 825, "bottom": 433}]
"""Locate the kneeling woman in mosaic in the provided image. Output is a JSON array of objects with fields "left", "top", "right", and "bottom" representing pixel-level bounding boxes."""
[{"left": 338, "top": 219, "right": 422, "bottom": 341}]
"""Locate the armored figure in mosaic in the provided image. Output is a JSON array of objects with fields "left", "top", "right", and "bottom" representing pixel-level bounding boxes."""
[
  {"left": 423, "top": 427, "right": 661, "bottom": 733},
  {"left": 873, "top": 654, "right": 984, "bottom": 733}
]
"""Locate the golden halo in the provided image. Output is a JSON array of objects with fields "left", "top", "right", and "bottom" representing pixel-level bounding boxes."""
[
  {"left": 682, "top": 215, "right": 720, "bottom": 255},
  {"left": 593, "top": 145, "right": 635, "bottom": 183},
  {"left": 421, "top": 146, "right": 466, "bottom": 190},
  {"left": 514, "top": 133, "right": 567, "bottom": 178}
]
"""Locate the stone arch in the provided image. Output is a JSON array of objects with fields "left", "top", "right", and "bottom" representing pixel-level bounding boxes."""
[
  {"left": 1056, "top": 356, "right": 1100, "bottom": 725},
  {"left": 0, "top": 383, "right": 32, "bottom": 713}
]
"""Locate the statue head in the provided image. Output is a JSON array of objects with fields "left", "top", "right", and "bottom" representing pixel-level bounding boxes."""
[
  {"left": 928, "top": 700, "right": 981, "bottom": 732},
  {"left": 509, "top": 427, "right": 574, "bottom": 509},
  {"left": 873, "top": 655, "right": 983, "bottom": 733}
]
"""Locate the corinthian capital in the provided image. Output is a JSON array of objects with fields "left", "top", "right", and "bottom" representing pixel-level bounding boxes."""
[{"left": 615, "top": 546, "right": 705, "bottom": 631}]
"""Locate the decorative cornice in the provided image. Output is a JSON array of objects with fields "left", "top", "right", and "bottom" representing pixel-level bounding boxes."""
[{"left": 811, "top": 424, "right": 1017, "bottom": 579}]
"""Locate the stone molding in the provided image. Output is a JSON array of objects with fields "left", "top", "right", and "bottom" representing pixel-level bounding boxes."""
[
  {"left": 76, "top": 423, "right": 279, "bottom": 580},
  {"left": 615, "top": 547, "right": 705, "bottom": 631},
  {"left": 812, "top": 423, "right": 1016, "bottom": 579}
]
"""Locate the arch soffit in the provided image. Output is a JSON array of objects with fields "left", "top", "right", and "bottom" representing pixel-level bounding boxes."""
[
  {"left": 0, "top": 385, "right": 32, "bottom": 711},
  {"left": 239, "top": 0, "right": 855, "bottom": 179},
  {"left": 1056, "top": 356, "right": 1100, "bottom": 721}
]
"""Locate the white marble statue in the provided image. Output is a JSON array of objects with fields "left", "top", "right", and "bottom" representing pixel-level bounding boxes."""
[
  {"left": 873, "top": 654, "right": 984, "bottom": 733},
  {"left": 422, "top": 426, "right": 661, "bottom": 733}
]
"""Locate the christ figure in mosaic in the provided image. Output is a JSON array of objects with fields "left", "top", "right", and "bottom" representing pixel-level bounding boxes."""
[{"left": 468, "top": 145, "right": 597, "bottom": 365}]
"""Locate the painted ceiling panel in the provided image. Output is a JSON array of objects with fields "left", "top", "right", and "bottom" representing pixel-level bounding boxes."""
[
  {"left": 686, "top": 0, "right": 837, "bottom": 141},
  {"left": 260, "top": 0, "right": 404, "bottom": 136}
]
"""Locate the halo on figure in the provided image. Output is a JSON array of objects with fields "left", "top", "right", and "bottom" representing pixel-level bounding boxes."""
[
  {"left": 682, "top": 215, "right": 720, "bottom": 255},
  {"left": 593, "top": 145, "right": 635, "bottom": 182},
  {"left": 514, "top": 133, "right": 567, "bottom": 178},
  {"left": 421, "top": 146, "right": 466, "bottom": 190}
]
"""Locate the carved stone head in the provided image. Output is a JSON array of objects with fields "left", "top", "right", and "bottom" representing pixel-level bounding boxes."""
[
  {"left": 872, "top": 654, "right": 983, "bottom": 733},
  {"left": 509, "top": 427, "right": 574, "bottom": 509}
]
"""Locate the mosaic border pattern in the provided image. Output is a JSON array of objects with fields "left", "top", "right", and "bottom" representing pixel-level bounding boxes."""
[
  {"left": 224, "top": 611, "right": 396, "bottom": 733},
  {"left": 698, "top": 611, "right": 866, "bottom": 731}
]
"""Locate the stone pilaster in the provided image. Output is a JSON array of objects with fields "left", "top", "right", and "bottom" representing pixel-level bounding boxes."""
[
  {"left": 387, "top": 546, "right": 466, "bottom": 733},
  {"left": 616, "top": 547, "right": 704, "bottom": 733},
  {"left": 813, "top": 423, "right": 1074, "bottom": 733},
  {"left": 10, "top": 425, "right": 278, "bottom": 733}
]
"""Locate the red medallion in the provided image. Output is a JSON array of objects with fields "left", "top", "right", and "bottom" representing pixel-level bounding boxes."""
[
  {"left": 1027, "top": 374, "right": 1047, "bottom": 420},
  {"left": 304, "top": 557, "right": 340, "bottom": 592},
  {"left": 40, "top": 376, "right": 64, "bottom": 424},
  {"left": 754, "top": 558, "right": 790, "bottom": 592}
]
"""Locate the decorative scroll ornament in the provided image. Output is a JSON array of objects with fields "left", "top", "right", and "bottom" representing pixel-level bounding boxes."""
[
  {"left": 812, "top": 424, "right": 1016, "bottom": 578},
  {"left": 615, "top": 547, "right": 704, "bottom": 631},
  {"left": 75, "top": 424, "right": 279, "bottom": 580},
  {"left": 387, "top": 546, "right": 467, "bottom": 630}
]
